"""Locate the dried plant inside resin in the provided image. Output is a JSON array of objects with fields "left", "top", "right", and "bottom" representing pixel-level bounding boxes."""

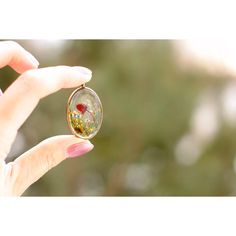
[{"left": 67, "top": 86, "right": 103, "bottom": 139}]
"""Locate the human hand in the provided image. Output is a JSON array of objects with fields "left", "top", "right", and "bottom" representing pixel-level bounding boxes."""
[{"left": 0, "top": 41, "right": 94, "bottom": 196}]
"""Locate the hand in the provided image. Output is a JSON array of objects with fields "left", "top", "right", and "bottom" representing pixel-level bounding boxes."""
[{"left": 0, "top": 41, "right": 94, "bottom": 196}]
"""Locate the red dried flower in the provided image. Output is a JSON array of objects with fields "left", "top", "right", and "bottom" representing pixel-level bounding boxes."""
[{"left": 76, "top": 103, "right": 87, "bottom": 114}]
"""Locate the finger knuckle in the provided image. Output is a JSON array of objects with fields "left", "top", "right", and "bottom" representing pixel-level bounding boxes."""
[
  {"left": 7, "top": 162, "right": 18, "bottom": 180},
  {"left": 44, "top": 152, "right": 54, "bottom": 172},
  {"left": 40, "top": 142, "right": 58, "bottom": 171},
  {"left": 7, "top": 162, "right": 23, "bottom": 196}
]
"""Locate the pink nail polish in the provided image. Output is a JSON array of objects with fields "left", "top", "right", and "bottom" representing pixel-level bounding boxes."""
[{"left": 66, "top": 141, "right": 94, "bottom": 158}]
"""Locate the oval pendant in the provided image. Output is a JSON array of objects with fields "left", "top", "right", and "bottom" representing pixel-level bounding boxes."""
[{"left": 67, "top": 85, "right": 103, "bottom": 139}]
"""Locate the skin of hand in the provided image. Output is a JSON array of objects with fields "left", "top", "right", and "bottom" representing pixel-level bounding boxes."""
[{"left": 0, "top": 41, "right": 94, "bottom": 196}]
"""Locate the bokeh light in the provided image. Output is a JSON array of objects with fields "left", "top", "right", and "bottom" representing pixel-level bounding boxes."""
[{"left": 1, "top": 40, "right": 236, "bottom": 196}]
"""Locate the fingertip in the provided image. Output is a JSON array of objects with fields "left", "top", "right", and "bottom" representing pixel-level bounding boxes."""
[
  {"left": 0, "top": 41, "right": 40, "bottom": 74},
  {"left": 18, "top": 52, "right": 39, "bottom": 73},
  {"left": 73, "top": 66, "right": 92, "bottom": 75},
  {"left": 9, "top": 54, "right": 39, "bottom": 74},
  {"left": 72, "top": 66, "right": 92, "bottom": 82},
  {"left": 25, "top": 51, "right": 40, "bottom": 68},
  {"left": 66, "top": 140, "right": 94, "bottom": 158}
]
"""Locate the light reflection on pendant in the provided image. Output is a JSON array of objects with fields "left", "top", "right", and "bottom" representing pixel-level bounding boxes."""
[{"left": 67, "top": 84, "right": 103, "bottom": 139}]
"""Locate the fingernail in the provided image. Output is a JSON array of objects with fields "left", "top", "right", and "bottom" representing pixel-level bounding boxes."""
[
  {"left": 66, "top": 141, "right": 94, "bottom": 158},
  {"left": 73, "top": 66, "right": 92, "bottom": 75},
  {"left": 0, "top": 88, "right": 2, "bottom": 96},
  {"left": 26, "top": 52, "right": 39, "bottom": 67}
]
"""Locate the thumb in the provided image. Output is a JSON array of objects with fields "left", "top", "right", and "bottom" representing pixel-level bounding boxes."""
[{"left": 6, "top": 135, "right": 94, "bottom": 196}]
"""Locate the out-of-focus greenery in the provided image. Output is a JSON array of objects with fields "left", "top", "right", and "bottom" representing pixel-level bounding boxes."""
[{"left": 1, "top": 40, "right": 236, "bottom": 196}]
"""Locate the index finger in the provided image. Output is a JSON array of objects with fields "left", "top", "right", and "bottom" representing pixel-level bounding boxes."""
[
  {"left": 0, "top": 41, "right": 39, "bottom": 73},
  {"left": 0, "top": 66, "right": 92, "bottom": 160}
]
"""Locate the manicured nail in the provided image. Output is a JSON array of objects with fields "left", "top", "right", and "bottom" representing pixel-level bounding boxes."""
[
  {"left": 73, "top": 66, "right": 92, "bottom": 75},
  {"left": 66, "top": 141, "right": 94, "bottom": 158},
  {"left": 26, "top": 52, "right": 39, "bottom": 67},
  {"left": 0, "top": 88, "right": 2, "bottom": 96}
]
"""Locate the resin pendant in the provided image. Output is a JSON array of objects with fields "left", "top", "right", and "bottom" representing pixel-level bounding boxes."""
[{"left": 67, "top": 85, "right": 103, "bottom": 139}]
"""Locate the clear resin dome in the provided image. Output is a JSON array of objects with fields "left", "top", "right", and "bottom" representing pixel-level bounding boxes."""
[{"left": 67, "top": 85, "right": 103, "bottom": 139}]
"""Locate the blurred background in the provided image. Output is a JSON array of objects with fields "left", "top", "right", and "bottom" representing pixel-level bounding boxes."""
[{"left": 1, "top": 40, "right": 236, "bottom": 196}]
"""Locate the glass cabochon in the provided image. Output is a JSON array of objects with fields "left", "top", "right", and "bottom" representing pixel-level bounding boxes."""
[{"left": 67, "top": 86, "right": 103, "bottom": 139}]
